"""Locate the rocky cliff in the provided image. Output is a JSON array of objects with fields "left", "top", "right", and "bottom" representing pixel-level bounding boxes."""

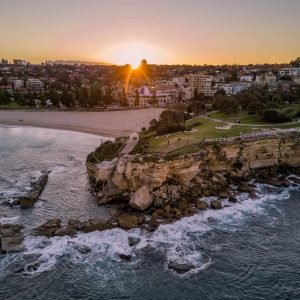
[{"left": 88, "top": 134, "right": 300, "bottom": 188}]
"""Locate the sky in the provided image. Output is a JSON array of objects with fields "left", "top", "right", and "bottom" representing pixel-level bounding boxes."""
[{"left": 0, "top": 0, "right": 299, "bottom": 65}]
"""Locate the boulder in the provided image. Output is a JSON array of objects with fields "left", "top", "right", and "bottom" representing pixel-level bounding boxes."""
[
  {"left": 228, "top": 196, "right": 238, "bottom": 203},
  {"left": 119, "top": 253, "right": 132, "bottom": 261},
  {"left": 196, "top": 200, "right": 209, "bottom": 210},
  {"left": 15, "top": 174, "right": 48, "bottom": 209},
  {"left": 0, "top": 224, "right": 25, "bottom": 253},
  {"left": 80, "top": 219, "right": 109, "bottom": 233},
  {"left": 73, "top": 243, "right": 92, "bottom": 254},
  {"left": 128, "top": 236, "right": 141, "bottom": 246},
  {"left": 54, "top": 225, "right": 76, "bottom": 237},
  {"left": 211, "top": 200, "right": 222, "bottom": 209},
  {"left": 168, "top": 261, "right": 196, "bottom": 274},
  {"left": 218, "top": 191, "right": 229, "bottom": 198},
  {"left": 118, "top": 215, "right": 138, "bottom": 229},
  {"left": 33, "top": 218, "right": 61, "bottom": 237},
  {"left": 129, "top": 186, "right": 153, "bottom": 211},
  {"left": 237, "top": 183, "right": 254, "bottom": 194}
]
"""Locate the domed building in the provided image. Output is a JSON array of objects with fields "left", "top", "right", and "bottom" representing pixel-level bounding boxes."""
[
  {"left": 138, "top": 86, "right": 151, "bottom": 96},
  {"left": 128, "top": 85, "right": 174, "bottom": 107}
]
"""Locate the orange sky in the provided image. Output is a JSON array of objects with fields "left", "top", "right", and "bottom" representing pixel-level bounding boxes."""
[{"left": 0, "top": 0, "right": 299, "bottom": 65}]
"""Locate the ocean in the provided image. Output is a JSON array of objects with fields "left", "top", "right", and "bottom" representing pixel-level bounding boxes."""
[{"left": 0, "top": 125, "right": 299, "bottom": 300}]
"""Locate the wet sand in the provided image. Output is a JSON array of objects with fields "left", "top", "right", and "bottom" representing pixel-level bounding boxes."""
[{"left": 0, "top": 108, "right": 164, "bottom": 137}]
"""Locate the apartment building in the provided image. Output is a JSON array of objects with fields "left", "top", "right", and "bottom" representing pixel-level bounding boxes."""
[
  {"left": 26, "top": 79, "right": 44, "bottom": 90},
  {"left": 188, "top": 73, "right": 214, "bottom": 96}
]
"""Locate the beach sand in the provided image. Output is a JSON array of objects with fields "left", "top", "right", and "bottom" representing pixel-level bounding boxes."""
[{"left": 0, "top": 108, "right": 164, "bottom": 137}]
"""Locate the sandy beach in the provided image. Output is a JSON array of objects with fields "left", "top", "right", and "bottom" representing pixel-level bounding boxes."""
[{"left": 0, "top": 108, "right": 164, "bottom": 137}]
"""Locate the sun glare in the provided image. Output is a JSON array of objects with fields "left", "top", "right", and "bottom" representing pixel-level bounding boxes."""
[{"left": 100, "top": 42, "right": 169, "bottom": 66}]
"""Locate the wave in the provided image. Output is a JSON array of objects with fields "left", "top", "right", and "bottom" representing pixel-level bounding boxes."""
[{"left": 2, "top": 181, "right": 298, "bottom": 279}]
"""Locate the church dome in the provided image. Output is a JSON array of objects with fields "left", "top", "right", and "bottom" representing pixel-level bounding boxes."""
[{"left": 138, "top": 86, "right": 151, "bottom": 96}]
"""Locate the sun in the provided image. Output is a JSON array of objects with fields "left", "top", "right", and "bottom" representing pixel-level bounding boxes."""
[
  {"left": 100, "top": 42, "right": 161, "bottom": 67},
  {"left": 116, "top": 47, "right": 145, "bottom": 69}
]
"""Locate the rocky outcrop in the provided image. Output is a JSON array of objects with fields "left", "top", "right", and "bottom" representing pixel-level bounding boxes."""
[
  {"left": 85, "top": 134, "right": 300, "bottom": 228},
  {"left": 33, "top": 218, "right": 116, "bottom": 237},
  {"left": 6, "top": 174, "right": 49, "bottom": 209},
  {"left": 88, "top": 135, "right": 300, "bottom": 194},
  {"left": 129, "top": 186, "right": 152, "bottom": 211},
  {"left": 0, "top": 224, "right": 25, "bottom": 253}
]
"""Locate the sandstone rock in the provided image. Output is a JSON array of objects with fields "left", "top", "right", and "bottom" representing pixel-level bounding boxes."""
[
  {"left": 33, "top": 218, "right": 61, "bottom": 237},
  {"left": 129, "top": 186, "right": 152, "bottom": 211},
  {"left": 218, "top": 191, "right": 229, "bottom": 198},
  {"left": 118, "top": 215, "right": 138, "bottom": 229},
  {"left": 0, "top": 224, "right": 25, "bottom": 253},
  {"left": 196, "top": 200, "right": 209, "bottom": 210},
  {"left": 73, "top": 243, "right": 91, "bottom": 254},
  {"left": 14, "top": 174, "right": 48, "bottom": 209},
  {"left": 237, "top": 183, "right": 254, "bottom": 193},
  {"left": 153, "top": 198, "right": 164, "bottom": 208},
  {"left": 168, "top": 261, "right": 196, "bottom": 274},
  {"left": 176, "top": 199, "right": 188, "bottom": 210},
  {"left": 19, "top": 196, "right": 36, "bottom": 209},
  {"left": 228, "top": 196, "right": 238, "bottom": 203},
  {"left": 80, "top": 219, "right": 110, "bottom": 233},
  {"left": 211, "top": 200, "right": 222, "bottom": 209},
  {"left": 128, "top": 236, "right": 141, "bottom": 246},
  {"left": 54, "top": 225, "right": 76, "bottom": 237},
  {"left": 119, "top": 253, "right": 132, "bottom": 261}
]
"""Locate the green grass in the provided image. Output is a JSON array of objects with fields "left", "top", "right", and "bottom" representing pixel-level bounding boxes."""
[
  {"left": 210, "top": 111, "right": 265, "bottom": 124},
  {"left": 144, "top": 115, "right": 300, "bottom": 156},
  {"left": 146, "top": 117, "right": 255, "bottom": 154}
]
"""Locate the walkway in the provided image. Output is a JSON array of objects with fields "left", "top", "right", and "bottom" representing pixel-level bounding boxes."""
[{"left": 120, "top": 134, "right": 139, "bottom": 155}]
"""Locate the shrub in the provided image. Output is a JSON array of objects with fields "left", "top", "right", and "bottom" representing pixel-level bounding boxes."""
[{"left": 262, "top": 109, "right": 292, "bottom": 123}]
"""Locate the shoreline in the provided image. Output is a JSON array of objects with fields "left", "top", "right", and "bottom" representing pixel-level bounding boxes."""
[{"left": 0, "top": 108, "right": 164, "bottom": 138}]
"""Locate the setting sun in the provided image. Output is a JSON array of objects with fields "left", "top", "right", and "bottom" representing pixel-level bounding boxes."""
[{"left": 100, "top": 42, "right": 170, "bottom": 66}]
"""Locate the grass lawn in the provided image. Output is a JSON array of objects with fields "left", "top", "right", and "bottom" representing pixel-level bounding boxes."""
[
  {"left": 145, "top": 115, "right": 300, "bottom": 155},
  {"left": 210, "top": 111, "right": 265, "bottom": 124},
  {"left": 146, "top": 117, "right": 255, "bottom": 154}
]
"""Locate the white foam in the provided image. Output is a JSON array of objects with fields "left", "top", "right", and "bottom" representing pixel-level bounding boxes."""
[{"left": 16, "top": 181, "right": 298, "bottom": 278}]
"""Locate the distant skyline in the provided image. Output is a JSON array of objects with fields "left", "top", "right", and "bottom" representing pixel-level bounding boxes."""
[{"left": 0, "top": 0, "right": 299, "bottom": 65}]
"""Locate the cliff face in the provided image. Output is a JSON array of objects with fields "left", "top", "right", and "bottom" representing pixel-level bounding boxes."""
[{"left": 87, "top": 135, "right": 300, "bottom": 192}]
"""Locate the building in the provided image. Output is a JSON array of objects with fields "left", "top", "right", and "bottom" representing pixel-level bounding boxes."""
[
  {"left": 128, "top": 86, "right": 174, "bottom": 107},
  {"left": 172, "top": 76, "right": 187, "bottom": 87},
  {"left": 188, "top": 73, "right": 214, "bottom": 96},
  {"left": 278, "top": 68, "right": 300, "bottom": 78},
  {"left": 214, "top": 83, "right": 234, "bottom": 95},
  {"left": 26, "top": 79, "right": 44, "bottom": 90},
  {"left": 13, "top": 79, "right": 24, "bottom": 90},
  {"left": 13, "top": 59, "right": 27, "bottom": 66},
  {"left": 239, "top": 74, "right": 254, "bottom": 82}
]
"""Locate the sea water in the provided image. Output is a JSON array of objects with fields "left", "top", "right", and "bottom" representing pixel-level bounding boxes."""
[{"left": 0, "top": 125, "right": 299, "bottom": 300}]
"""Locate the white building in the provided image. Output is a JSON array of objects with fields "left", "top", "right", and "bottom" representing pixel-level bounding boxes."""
[
  {"left": 26, "top": 79, "right": 44, "bottom": 90},
  {"left": 278, "top": 68, "right": 300, "bottom": 78},
  {"left": 128, "top": 86, "right": 174, "bottom": 107},
  {"left": 172, "top": 76, "right": 187, "bottom": 87},
  {"left": 13, "top": 79, "right": 24, "bottom": 90},
  {"left": 240, "top": 75, "right": 254, "bottom": 82},
  {"left": 214, "top": 83, "right": 234, "bottom": 95}
]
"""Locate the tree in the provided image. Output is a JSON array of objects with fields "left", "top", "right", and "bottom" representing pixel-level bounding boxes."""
[
  {"left": 48, "top": 90, "right": 61, "bottom": 107},
  {"left": 150, "top": 90, "right": 157, "bottom": 106},
  {"left": 88, "top": 85, "right": 102, "bottom": 107},
  {"left": 262, "top": 109, "right": 291, "bottom": 123},
  {"left": 61, "top": 90, "right": 74, "bottom": 107},
  {"left": 120, "top": 87, "right": 128, "bottom": 107},
  {"left": 76, "top": 87, "right": 88, "bottom": 107},
  {"left": 134, "top": 90, "right": 140, "bottom": 107},
  {"left": 290, "top": 57, "right": 300, "bottom": 67},
  {"left": 0, "top": 90, "right": 10, "bottom": 105}
]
